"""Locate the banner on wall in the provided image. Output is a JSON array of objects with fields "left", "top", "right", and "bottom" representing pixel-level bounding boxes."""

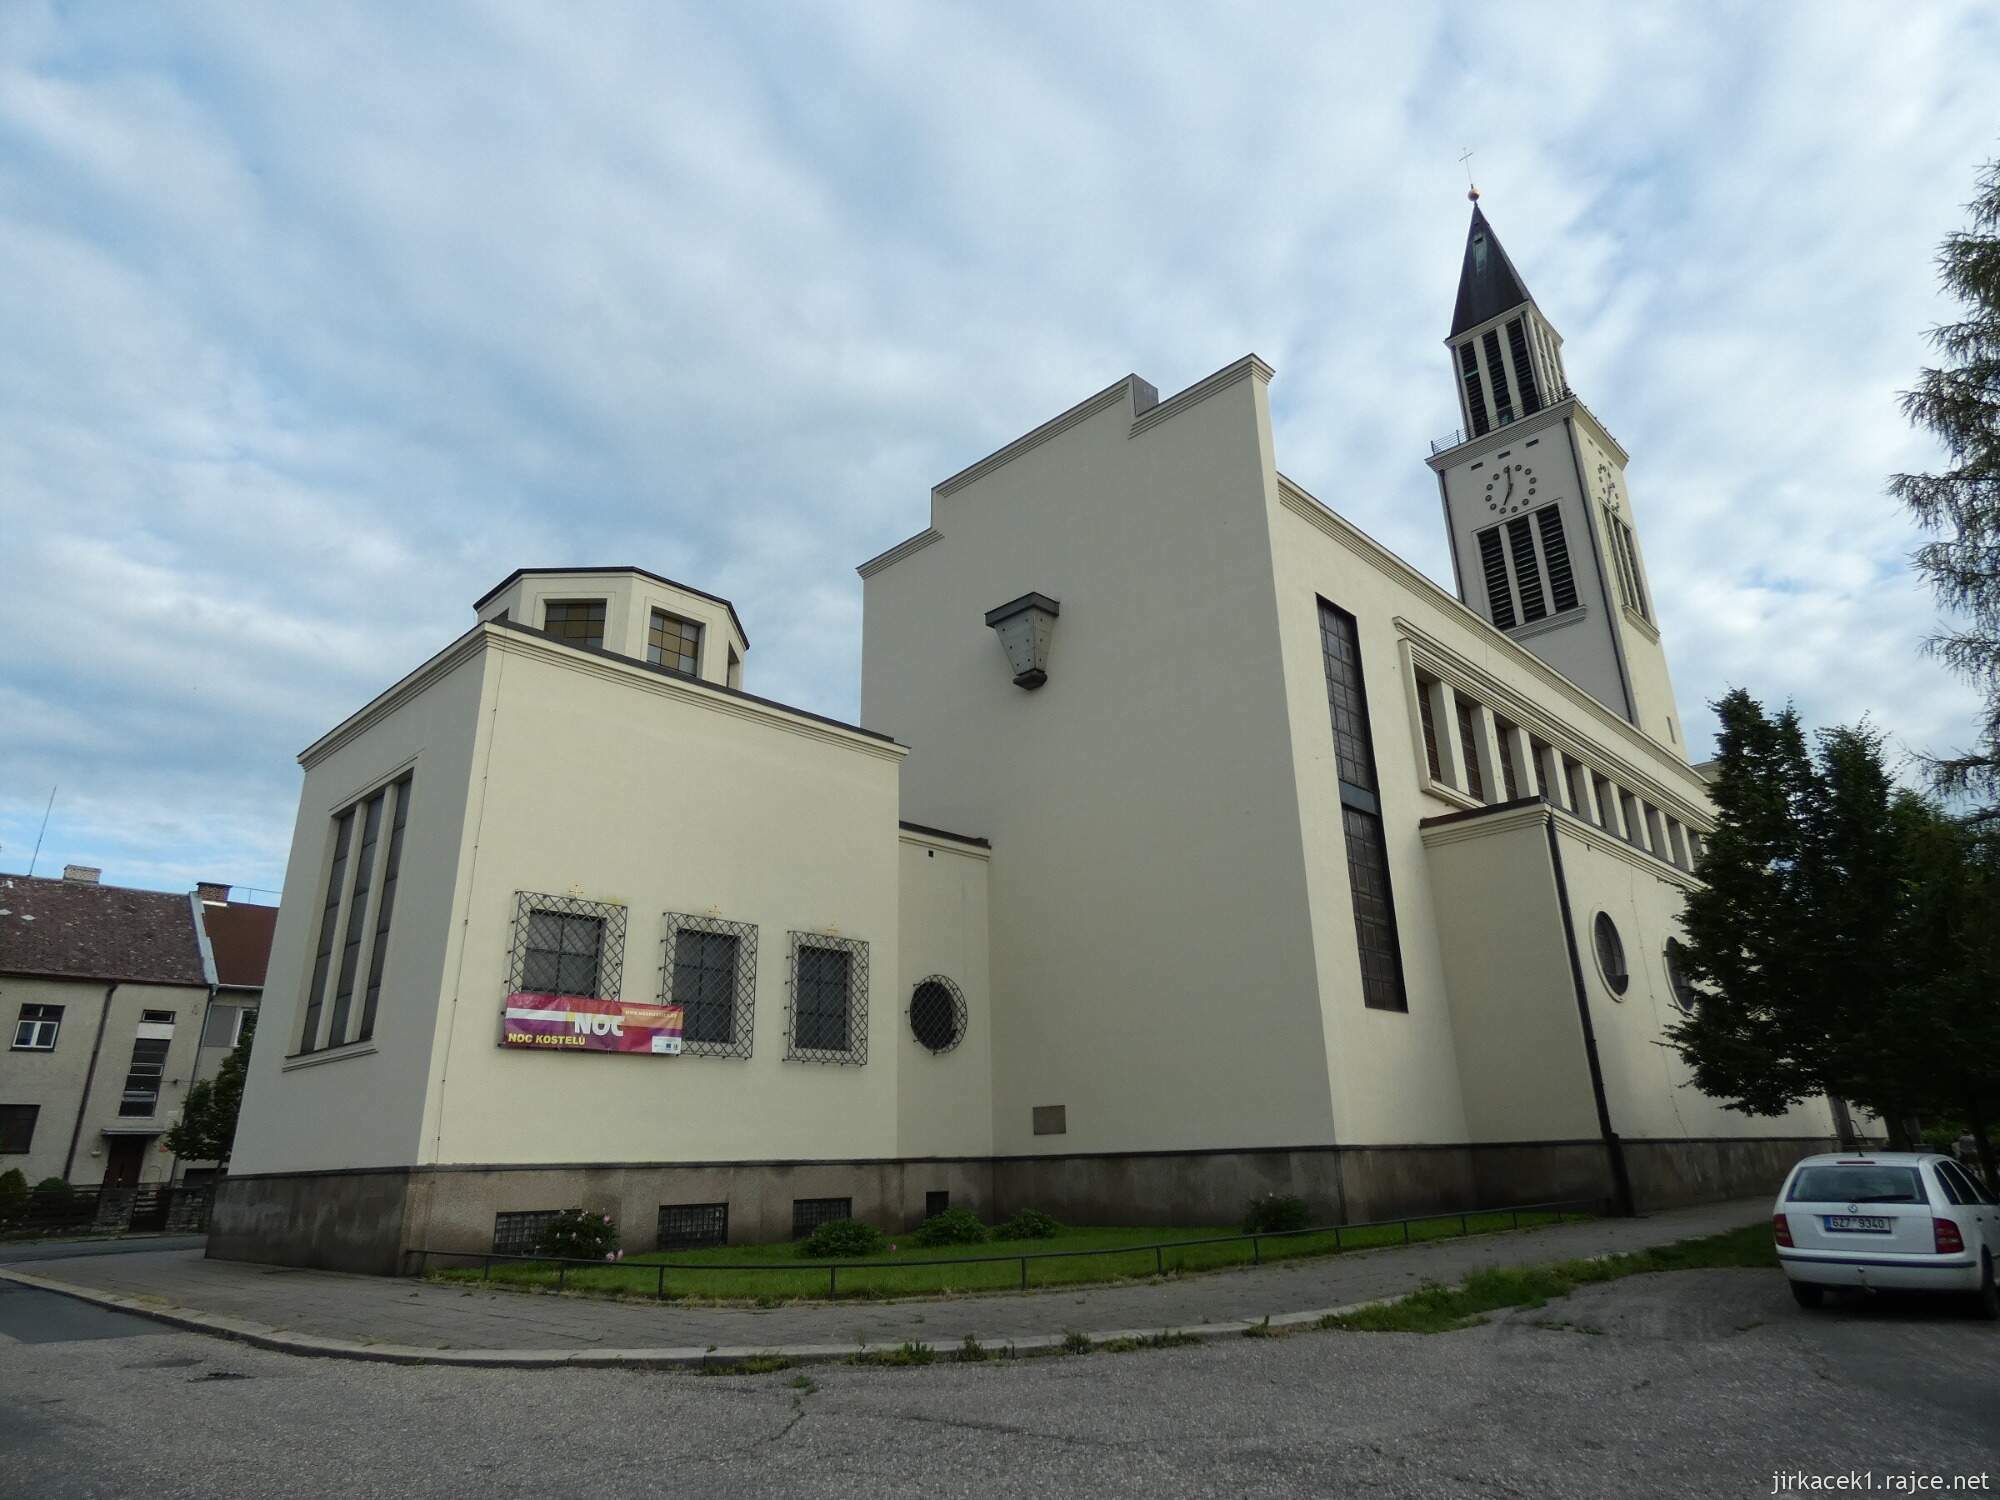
[{"left": 500, "top": 994, "right": 684, "bottom": 1054}]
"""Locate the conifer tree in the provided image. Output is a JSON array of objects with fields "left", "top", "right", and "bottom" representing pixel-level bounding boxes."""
[{"left": 165, "top": 1011, "right": 256, "bottom": 1167}]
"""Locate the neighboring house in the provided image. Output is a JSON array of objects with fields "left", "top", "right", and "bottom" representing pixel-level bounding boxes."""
[
  {"left": 221, "top": 204, "right": 1856, "bottom": 1275},
  {"left": 177, "top": 883, "right": 278, "bottom": 1186},
  {"left": 0, "top": 867, "right": 273, "bottom": 1188}
]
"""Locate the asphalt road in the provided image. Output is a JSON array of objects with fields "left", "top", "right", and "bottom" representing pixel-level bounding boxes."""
[
  {"left": 2, "top": 1269, "right": 1994, "bottom": 1499},
  {"left": 0, "top": 1235, "right": 207, "bottom": 1266}
]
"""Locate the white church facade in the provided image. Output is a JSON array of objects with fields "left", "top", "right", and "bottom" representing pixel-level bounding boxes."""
[{"left": 217, "top": 207, "right": 1850, "bottom": 1273}]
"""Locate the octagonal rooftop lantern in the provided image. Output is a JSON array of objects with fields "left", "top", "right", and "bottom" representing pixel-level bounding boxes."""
[{"left": 984, "top": 592, "right": 1061, "bottom": 690}]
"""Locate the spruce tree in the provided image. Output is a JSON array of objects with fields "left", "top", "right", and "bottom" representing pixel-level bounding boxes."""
[{"left": 1891, "top": 158, "right": 2000, "bottom": 807}]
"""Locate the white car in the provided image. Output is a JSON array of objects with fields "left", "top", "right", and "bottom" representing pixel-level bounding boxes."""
[{"left": 1773, "top": 1151, "right": 1997, "bottom": 1317}]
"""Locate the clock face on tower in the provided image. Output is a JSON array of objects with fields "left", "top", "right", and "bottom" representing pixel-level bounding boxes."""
[{"left": 1483, "top": 461, "right": 1538, "bottom": 518}]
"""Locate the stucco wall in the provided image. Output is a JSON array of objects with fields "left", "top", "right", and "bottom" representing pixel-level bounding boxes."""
[
  {"left": 894, "top": 831, "right": 993, "bottom": 1159},
  {"left": 863, "top": 363, "right": 1337, "bottom": 1159}
]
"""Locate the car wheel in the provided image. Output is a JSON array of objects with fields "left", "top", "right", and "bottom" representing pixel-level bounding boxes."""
[
  {"left": 1789, "top": 1281, "right": 1825, "bottom": 1310},
  {"left": 1974, "top": 1254, "right": 1999, "bottom": 1322}
]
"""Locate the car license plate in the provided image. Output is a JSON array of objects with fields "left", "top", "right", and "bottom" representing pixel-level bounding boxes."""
[{"left": 1824, "top": 1215, "right": 1891, "bottom": 1233}]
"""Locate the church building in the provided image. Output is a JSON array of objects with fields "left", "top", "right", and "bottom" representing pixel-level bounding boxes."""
[{"left": 217, "top": 205, "right": 1849, "bottom": 1274}]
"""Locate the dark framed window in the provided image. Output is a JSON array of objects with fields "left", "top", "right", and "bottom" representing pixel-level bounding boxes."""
[
  {"left": 1482, "top": 328, "right": 1514, "bottom": 424},
  {"left": 119, "top": 1035, "right": 172, "bottom": 1117},
  {"left": 1032, "top": 1104, "right": 1067, "bottom": 1136},
  {"left": 1477, "top": 526, "right": 1515, "bottom": 629},
  {"left": 1494, "top": 716, "right": 1523, "bottom": 801},
  {"left": 1416, "top": 676, "right": 1444, "bottom": 781},
  {"left": 493, "top": 1209, "right": 566, "bottom": 1255},
  {"left": 360, "top": 775, "right": 414, "bottom": 1041},
  {"left": 543, "top": 599, "right": 606, "bottom": 650},
  {"left": 792, "top": 1197, "right": 852, "bottom": 1239},
  {"left": 327, "top": 787, "right": 386, "bottom": 1044},
  {"left": 510, "top": 893, "right": 627, "bottom": 1001},
  {"left": 299, "top": 774, "right": 416, "bottom": 1054},
  {"left": 300, "top": 807, "right": 354, "bottom": 1051},
  {"left": 1607, "top": 512, "right": 1650, "bottom": 622},
  {"left": 1317, "top": 601, "right": 1407, "bottom": 1011},
  {"left": 1459, "top": 342, "right": 1490, "bottom": 438},
  {"left": 0, "top": 1103, "right": 37, "bottom": 1153},
  {"left": 658, "top": 1202, "right": 729, "bottom": 1249},
  {"left": 1455, "top": 697, "right": 1487, "bottom": 802},
  {"left": 1506, "top": 316, "right": 1541, "bottom": 415},
  {"left": 201, "top": 1003, "right": 249, "bottom": 1049},
  {"left": 1479, "top": 504, "right": 1578, "bottom": 631},
  {"left": 1534, "top": 506, "right": 1581, "bottom": 612},
  {"left": 909, "top": 975, "right": 968, "bottom": 1054},
  {"left": 662, "top": 912, "right": 757, "bottom": 1058},
  {"left": 12, "top": 1004, "right": 62, "bottom": 1051},
  {"left": 787, "top": 933, "right": 869, "bottom": 1064},
  {"left": 925, "top": 1190, "right": 950, "bottom": 1218},
  {"left": 1593, "top": 912, "right": 1629, "bottom": 997},
  {"left": 647, "top": 610, "right": 703, "bottom": 675},
  {"left": 1664, "top": 939, "right": 1698, "bottom": 1013}
]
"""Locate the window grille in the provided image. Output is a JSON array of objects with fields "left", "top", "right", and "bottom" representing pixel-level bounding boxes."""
[
  {"left": 658, "top": 1202, "right": 729, "bottom": 1249},
  {"left": 908, "top": 975, "right": 968, "bottom": 1054},
  {"left": 493, "top": 1210, "right": 566, "bottom": 1255},
  {"left": 787, "top": 933, "right": 869, "bottom": 1064},
  {"left": 1317, "top": 600, "right": 1407, "bottom": 1012},
  {"left": 661, "top": 912, "right": 757, "bottom": 1058},
  {"left": 792, "top": 1197, "right": 852, "bottom": 1239},
  {"left": 0, "top": 1104, "right": 38, "bottom": 1153},
  {"left": 12, "top": 1004, "right": 62, "bottom": 1051},
  {"left": 1593, "top": 913, "right": 1629, "bottom": 996},
  {"left": 509, "top": 893, "right": 627, "bottom": 1001},
  {"left": 1506, "top": 516, "right": 1547, "bottom": 620},
  {"left": 300, "top": 808, "right": 354, "bottom": 1051},
  {"left": 647, "top": 610, "right": 703, "bottom": 674},
  {"left": 1477, "top": 528, "right": 1515, "bottom": 629},
  {"left": 1535, "top": 507, "right": 1580, "bottom": 611},
  {"left": 543, "top": 600, "right": 606, "bottom": 650},
  {"left": 1455, "top": 698, "right": 1487, "bottom": 802}
]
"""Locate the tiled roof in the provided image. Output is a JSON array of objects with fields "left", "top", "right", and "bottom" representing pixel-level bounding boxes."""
[
  {"left": 199, "top": 901, "right": 277, "bottom": 989},
  {"left": 0, "top": 876, "right": 208, "bottom": 986}
]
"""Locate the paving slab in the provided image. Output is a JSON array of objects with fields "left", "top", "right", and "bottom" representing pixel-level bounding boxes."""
[{"left": 0, "top": 1197, "right": 1768, "bottom": 1366}]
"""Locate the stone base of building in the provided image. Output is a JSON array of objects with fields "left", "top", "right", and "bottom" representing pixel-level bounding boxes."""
[{"left": 210, "top": 1135, "right": 1839, "bottom": 1276}]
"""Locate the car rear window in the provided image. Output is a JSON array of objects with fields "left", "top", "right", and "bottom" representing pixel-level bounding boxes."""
[{"left": 1787, "top": 1165, "right": 1925, "bottom": 1204}]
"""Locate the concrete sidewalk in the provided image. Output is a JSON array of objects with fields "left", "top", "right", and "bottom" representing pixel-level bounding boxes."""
[{"left": 0, "top": 1197, "right": 1769, "bottom": 1367}]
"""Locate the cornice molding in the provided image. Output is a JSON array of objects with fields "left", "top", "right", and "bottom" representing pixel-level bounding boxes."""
[
  {"left": 856, "top": 528, "right": 942, "bottom": 579},
  {"left": 1128, "top": 354, "right": 1273, "bottom": 439},
  {"left": 1418, "top": 800, "right": 1550, "bottom": 849},
  {"left": 1418, "top": 800, "right": 1700, "bottom": 890}
]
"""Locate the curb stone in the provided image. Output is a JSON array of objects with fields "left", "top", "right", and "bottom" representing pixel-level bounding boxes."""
[{"left": 0, "top": 1264, "right": 1391, "bottom": 1370}]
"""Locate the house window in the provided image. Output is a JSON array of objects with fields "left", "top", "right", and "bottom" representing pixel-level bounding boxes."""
[
  {"left": 909, "top": 975, "right": 968, "bottom": 1054},
  {"left": 787, "top": 933, "right": 869, "bottom": 1063},
  {"left": 1593, "top": 913, "right": 1629, "bottom": 997},
  {"left": 12, "top": 1004, "right": 62, "bottom": 1051},
  {"left": 543, "top": 600, "right": 606, "bottom": 650},
  {"left": 201, "top": 1003, "right": 249, "bottom": 1049},
  {"left": 792, "top": 1197, "right": 852, "bottom": 1239},
  {"left": 1455, "top": 697, "right": 1487, "bottom": 803},
  {"left": 119, "top": 1019, "right": 174, "bottom": 1118},
  {"left": 512, "top": 895, "right": 626, "bottom": 1000},
  {"left": 492, "top": 1210, "right": 565, "bottom": 1255},
  {"left": 1416, "top": 674, "right": 1444, "bottom": 781},
  {"left": 647, "top": 610, "right": 703, "bottom": 675},
  {"left": 662, "top": 912, "right": 757, "bottom": 1058},
  {"left": 925, "top": 1190, "right": 950, "bottom": 1217},
  {"left": 299, "top": 775, "right": 415, "bottom": 1053},
  {"left": 658, "top": 1202, "right": 729, "bottom": 1250},
  {"left": 1317, "top": 601, "right": 1407, "bottom": 1011},
  {"left": 0, "top": 1104, "right": 37, "bottom": 1153}
]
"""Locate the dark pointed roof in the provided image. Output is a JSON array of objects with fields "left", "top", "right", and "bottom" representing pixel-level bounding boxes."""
[{"left": 1450, "top": 204, "right": 1533, "bottom": 339}]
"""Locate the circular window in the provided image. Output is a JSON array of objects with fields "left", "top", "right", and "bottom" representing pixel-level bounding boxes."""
[
  {"left": 1663, "top": 939, "right": 1698, "bottom": 1013},
  {"left": 909, "top": 976, "right": 967, "bottom": 1053},
  {"left": 1593, "top": 912, "right": 1629, "bottom": 997}
]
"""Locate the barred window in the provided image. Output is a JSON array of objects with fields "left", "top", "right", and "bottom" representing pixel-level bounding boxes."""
[
  {"left": 792, "top": 1197, "right": 853, "bottom": 1239},
  {"left": 1317, "top": 600, "right": 1407, "bottom": 1012},
  {"left": 659, "top": 1202, "right": 729, "bottom": 1250},
  {"left": 509, "top": 893, "right": 627, "bottom": 1003},
  {"left": 788, "top": 934, "right": 869, "bottom": 1063},
  {"left": 662, "top": 912, "right": 757, "bottom": 1058},
  {"left": 647, "top": 610, "right": 703, "bottom": 675},
  {"left": 543, "top": 599, "right": 606, "bottom": 650},
  {"left": 493, "top": 1209, "right": 565, "bottom": 1255},
  {"left": 12, "top": 1004, "right": 62, "bottom": 1051},
  {"left": 909, "top": 976, "right": 968, "bottom": 1054}
]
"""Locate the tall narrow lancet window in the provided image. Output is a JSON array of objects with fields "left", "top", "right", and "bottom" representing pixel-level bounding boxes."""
[
  {"left": 1316, "top": 601, "right": 1408, "bottom": 1012},
  {"left": 1458, "top": 343, "right": 1490, "bottom": 438}
]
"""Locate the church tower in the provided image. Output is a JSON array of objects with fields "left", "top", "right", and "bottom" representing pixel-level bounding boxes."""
[{"left": 1425, "top": 199, "right": 1687, "bottom": 755}]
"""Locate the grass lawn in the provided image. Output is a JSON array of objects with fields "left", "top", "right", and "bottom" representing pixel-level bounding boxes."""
[
  {"left": 1323, "top": 1222, "right": 1778, "bottom": 1333},
  {"left": 423, "top": 1207, "right": 1580, "bottom": 1303}
]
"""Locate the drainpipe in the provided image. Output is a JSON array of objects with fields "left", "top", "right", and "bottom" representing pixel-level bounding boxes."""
[
  {"left": 1542, "top": 812, "right": 1635, "bottom": 1217},
  {"left": 63, "top": 981, "right": 118, "bottom": 1183}
]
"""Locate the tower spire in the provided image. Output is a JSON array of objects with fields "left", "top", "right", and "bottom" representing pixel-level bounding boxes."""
[{"left": 1449, "top": 203, "right": 1532, "bottom": 339}]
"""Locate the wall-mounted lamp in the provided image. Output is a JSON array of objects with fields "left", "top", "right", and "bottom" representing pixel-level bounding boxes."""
[{"left": 984, "top": 592, "right": 1061, "bottom": 690}]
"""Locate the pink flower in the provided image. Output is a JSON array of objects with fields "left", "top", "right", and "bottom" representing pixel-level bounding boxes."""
[
  {"left": 602, "top": 1215, "right": 612, "bottom": 1224},
  {"left": 606, "top": 1252, "right": 616, "bottom": 1261},
  {"left": 888, "top": 1244, "right": 897, "bottom": 1252}
]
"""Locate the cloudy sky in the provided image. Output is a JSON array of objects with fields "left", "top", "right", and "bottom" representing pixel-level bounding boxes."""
[{"left": 2, "top": 3, "right": 1994, "bottom": 896}]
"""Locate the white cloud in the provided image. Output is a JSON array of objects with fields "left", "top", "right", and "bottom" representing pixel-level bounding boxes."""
[{"left": 0, "top": 0, "right": 1992, "bottom": 890}]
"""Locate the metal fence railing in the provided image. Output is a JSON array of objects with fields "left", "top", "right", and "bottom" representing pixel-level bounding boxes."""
[
  {"left": 406, "top": 1196, "right": 1603, "bottom": 1299},
  {"left": 0, "top": 1183, "right": 213, "bottom": 1238}
]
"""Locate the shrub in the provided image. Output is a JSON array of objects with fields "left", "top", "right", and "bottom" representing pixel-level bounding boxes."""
[
  {"left": 0, "top": 1168, "right": 26, "bottom": 1205},
  {"left": 797, "top": 1218, "right": 886, "bottom": 1258},
  {"left": 910, "top": 1206, "right": 988, "bottom": 1247},
  {"left": 1242, "top": 1193, "right": 1311, "bottom": 1234},
  {"left": 534, "top": 1209, "right": 621, "bottom": 1260},
  {"left": 32, "top": 1177, "right": 72, "bottom": 1205},
  {"left": 994, "top": 1209, "right": 1062, "bottom": 1241}
]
